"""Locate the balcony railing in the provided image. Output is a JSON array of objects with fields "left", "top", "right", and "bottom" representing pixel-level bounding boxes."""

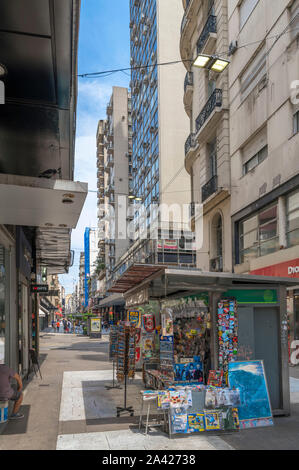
[
  {"left": 197, "top": 15, "right": 217, "bottom": 54},
  {"left": 202, "top": 175, "right": 218, "bottom": 202},
  {"left": 195, "top": 89, "right": 222, "bottom": 133},
  {"left": 185, "top": 133, "right": 197, "bottom": 156},
  {"left": 184, "top": 72, "right": 193, "bottom": 92}
]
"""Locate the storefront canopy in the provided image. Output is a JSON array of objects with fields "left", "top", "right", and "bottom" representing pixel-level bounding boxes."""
[{"left": 109, "top": 264, "right": 299, "bottom": 299}]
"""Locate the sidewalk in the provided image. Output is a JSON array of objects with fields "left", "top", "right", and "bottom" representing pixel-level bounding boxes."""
[{"left": 1, "top": 333, "right": 299, "bottom": 450}]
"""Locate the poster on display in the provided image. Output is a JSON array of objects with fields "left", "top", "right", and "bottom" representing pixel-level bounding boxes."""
[
  {"left": 142, "top": 314, "right": 156, "bottom": 333},
  {"left": 174, "top": 357, "right": 203, "bottom": 382},
  {"left": 90, "top": 318, "right": 101, "bottom": 332},
  {"left": 228, "top": 360, "right": 273, "bottom": 428},
  {"left": 170, "top": 409, "right": 188, "bottom": 433},
  {"left": 207, "top": 370, "right": 223, "bottom": 387},
  {"left": 127, "top": 310, "right": 140, "bottom": 327},
  {"left": 204, "top": 410, "right": 222, "bottom": 430},
  {"left": 187, "top": 413, "right": 205, "bottom": 432},
  {"left": 142, "top": 334, "right": 155, "bottom": 359},
  {"left": 161, "top": 308, "right": 173, "bottom": 336}
]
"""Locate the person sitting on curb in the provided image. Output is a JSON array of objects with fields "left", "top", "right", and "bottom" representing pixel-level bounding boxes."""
[{"left": 0, "top": 364, "right": 24, "bottom": 420}]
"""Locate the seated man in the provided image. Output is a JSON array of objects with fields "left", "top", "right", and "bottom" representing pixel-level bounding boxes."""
[{"left": 0, "top": 364, "right": 24, "bottom": 419}]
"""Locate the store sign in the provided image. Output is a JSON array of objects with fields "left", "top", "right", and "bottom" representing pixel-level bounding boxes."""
[
  {"left": 39, "top": 290, "right": 60, "bottom": 297},
  {"left": 30, "top": 284, "right": 48, "bottom": 293},
  {"left": 224, "top": 289, "right": 278, "bottom": 304},
  {"left": 250, "top": 258, "right": 299, "bottom": 278},
  {"left": 157, "top": 239, "right": 178, "bottom": 250}
]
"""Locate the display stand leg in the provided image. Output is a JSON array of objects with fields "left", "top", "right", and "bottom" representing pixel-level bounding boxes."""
[
  {"left": 116, "top": 374, "right": 134, "bottom": 417},
  {"left": 105, "top": 360, "right": 122, "bottom": 390}
]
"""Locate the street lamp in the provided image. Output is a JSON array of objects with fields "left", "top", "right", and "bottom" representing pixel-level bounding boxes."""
[{"left": 193, "top": 54, "right": 230, "bottom": 73}]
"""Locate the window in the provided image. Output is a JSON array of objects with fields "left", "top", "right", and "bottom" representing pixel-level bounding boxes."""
[
  {"left": 239, "top": 203, "right": 279, "bottom": 263},
  {"left": 293, "top": 111, "right": 299, "bottom": 135},
  {"left": 239, "top": 0, "right": 259, "bottom": 30},
  {"left": 243, "top": 145, "right": 268, "bottom": 175},
  {"left": 240, "top": 44, "right": 267, "bottom": 101},
  {"left": 287, "top": 189, "right": 299, "bottom": 248}
]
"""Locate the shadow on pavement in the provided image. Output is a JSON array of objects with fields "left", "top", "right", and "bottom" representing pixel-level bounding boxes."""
[{"left": 1, "top": 405, "right": 30, "bottom": 435}]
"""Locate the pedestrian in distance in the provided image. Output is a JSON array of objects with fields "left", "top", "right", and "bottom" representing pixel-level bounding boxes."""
[
  {"left": 56, "top": 321, "right": 60, "bottom": 332},
  {"left": 0, "top": 364, "right": 24, "bottom": 419}
]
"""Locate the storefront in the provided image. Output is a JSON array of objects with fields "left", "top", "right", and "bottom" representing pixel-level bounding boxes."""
[
  {"left": 109, "top": 264, "right": 298, "bottom": 419},
  {"left": 250, "top": 258, "right": 299, "bottom": 353},
  {"left": 0, "top": 225, "right": 17, "bottom": 370}
]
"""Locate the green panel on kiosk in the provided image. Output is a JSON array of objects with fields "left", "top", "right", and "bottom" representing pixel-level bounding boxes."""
[{"left": 223, "top": 289, "right": 278, "bottom": 304}]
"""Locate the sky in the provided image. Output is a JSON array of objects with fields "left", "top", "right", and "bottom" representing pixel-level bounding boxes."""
[{"left": 59, "top": 0, "right": 130, "bottom": 294}]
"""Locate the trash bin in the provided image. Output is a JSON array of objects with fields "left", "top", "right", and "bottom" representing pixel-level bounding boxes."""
[{"left": 0, "top": 401, "right": 8, "bottom": 423}]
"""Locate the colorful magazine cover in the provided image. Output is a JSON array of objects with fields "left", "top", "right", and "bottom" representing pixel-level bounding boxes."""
[
  {"left": 204, "top": 410, "right": 222, "bottom": 430},
  {"left": 188, "top": 413, "right": 205, "bottom": 432}
]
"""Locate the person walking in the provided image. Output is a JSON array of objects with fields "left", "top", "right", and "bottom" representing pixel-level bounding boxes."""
[
  {"left": 0, "top": 364, "right": 24, "bottom": 419},
  {"left": 56, "top": 320, "right": 60, "bottom": 333}
]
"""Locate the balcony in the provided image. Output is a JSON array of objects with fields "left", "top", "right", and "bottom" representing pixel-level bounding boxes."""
[
  {"left": 210, "top": 255, "right": 223, "bottom": 272},
  {"left": 197, "top": 15, "right": 217, "bottom": 55},
  {"left": 185, "top": 133, "right": 197, "bottom": 156},
  {"left": 202, "top": 175, "right": 218, "bottom": 203},
  {"left": 195, "top": 89, "right": 223, "bottom": 139},
  {"left": 106, "top": 154, "right": 114, "bottom": 168}
]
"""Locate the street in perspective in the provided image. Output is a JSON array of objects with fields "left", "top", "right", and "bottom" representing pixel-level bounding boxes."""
[{"left": 0, "top": 0, "right": 299, "bottom": 457}]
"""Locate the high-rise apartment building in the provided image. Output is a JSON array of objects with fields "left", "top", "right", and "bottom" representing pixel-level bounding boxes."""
[
  {"left": 181, "top": 0, "right": 231, "bottom": 273},
  {"left": 111, "top": 0, "right": 196, "bottom": 283},
  {"left": 97, "top": 87, "right": 132, "bottom": 293},
  {"left": 228, "top": 0, "right": 299, "bottom": 340}
]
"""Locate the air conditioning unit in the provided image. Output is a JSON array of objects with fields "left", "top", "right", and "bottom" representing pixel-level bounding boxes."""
[
  {"left": 142, "top": 26, "right": 148, "bottom": 35},
  {"left": 228, "top": 40, "right": 238, "bottom": 56},
  {"left": 140, "top": 13, "right": 146, "bottom": 23}
]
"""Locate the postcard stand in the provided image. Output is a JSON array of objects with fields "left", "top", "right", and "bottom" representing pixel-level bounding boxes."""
[
  {"left": 116, "top": 323, "right": 136, "bottom": 417},
  {"left": 116, "top": 373, "right": 134, "bottom": 417},
  {"left": 105, "top": 359, "right": 122, "bottom": 390},
  {"left": 106, "top": 326, "right": 122, "bottom": 390}
]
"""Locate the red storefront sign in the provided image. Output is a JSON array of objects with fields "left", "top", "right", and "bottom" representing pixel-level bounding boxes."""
[{"left": 250, "top": 258, "right": 299, "bottom": 278}]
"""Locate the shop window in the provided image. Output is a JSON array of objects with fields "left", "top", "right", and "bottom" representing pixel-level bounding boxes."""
[
  {"left": 239, "top": 203, "right": 279, "bottom": 263},
  {"left": 243, "top": 145, "right": 268, "bottom": 175},
  {"left": 287, "top": 189, "right": 299, "bottom": 248},
  {"left": 240, "top": 44, "right": 266, "bottom": 102},
  {"left": 293, "top": 111, "right": 299, "bottom": 135}
]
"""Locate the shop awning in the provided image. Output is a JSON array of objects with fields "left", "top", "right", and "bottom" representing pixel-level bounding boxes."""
[
  {"left": 97, "top": 293, "right": 126, "bottom": 307},
  {"left": 109, "top": 264, "right": 299, "bottom": 298},
  {"left": 108, "top": 265, "right": 165, "bottom": 294},
  {"left": 0, "top": 174, "right": 87, "bottom": 229},
  {"left": 39, "top": 309, "right": 46, "bottom": 317}
]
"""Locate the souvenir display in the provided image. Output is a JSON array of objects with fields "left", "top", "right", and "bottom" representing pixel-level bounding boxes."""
[
  {"left": 142, "top": 334, "right": 156, "bottom": 360},
  {"left": 207, "top": 370, "right": 223, "bottom": 387},
  {"left": 218, "top": 299, "right": 238, "bottom": 384},
  {"left": 187, "top": 413, "right": 205, "bottom": 432},
  {"left": 157, "top": 390, "right": 171, "bottom": 409},
  {"left": 160, "top": 335, "right": 174, "bottom": 380},
  {"left": 161, "top": 308, "right": 174, "bottom": 336},
  {"left": 218, "top": 406, "right": 240, "bottom": 431},
  {"left": 174, "top": 357, "right": 203, "bottom": 382},
  {"left": 228, "top": 360, "right": 273, "bottom": 428},
  {"left": 204, "top": 410, "right": 222, "bottom": 430},
  {"left": 170, "top": 409, "right": 188, "bottom": 434},
  {"left": 116, "top": 322, "right": 136, "bottom": 383},
  {"left": 205, "top": 387, "right": 241, "bottom": 409},
  {"left": 169, "top": 389, "right": 192, "bottom": 409},
  {"left": 143, "top": 313, "right": 156, "bottom": 333},
  {"left": 108, "top": 325, "right": 118, "bottom": 361}
]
